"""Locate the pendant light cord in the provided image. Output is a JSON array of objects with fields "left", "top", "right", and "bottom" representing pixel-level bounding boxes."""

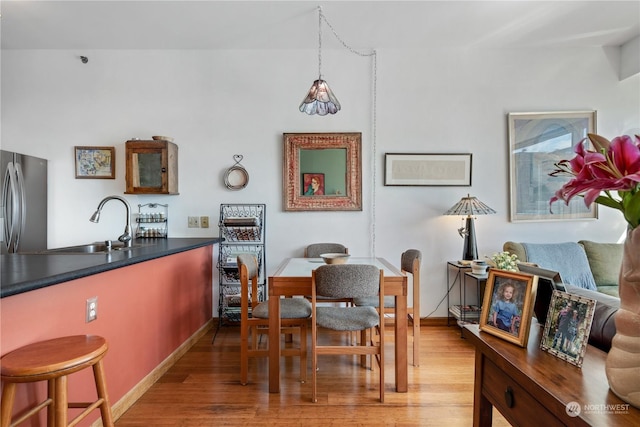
[{"left": 318, "top": 6, "right": 378, "bottom": 257}]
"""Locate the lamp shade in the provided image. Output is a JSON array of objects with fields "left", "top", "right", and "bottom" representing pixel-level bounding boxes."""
[
  {"left": 299, "top": 79, "right": 341, "bottom": 115},
  {"left": 444, "top": 194, "right": 496, "bottom": 217}
]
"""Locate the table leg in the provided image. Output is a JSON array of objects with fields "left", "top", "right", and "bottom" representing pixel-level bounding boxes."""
[
  {"left": 268, "top": 297, "right": 281, "bottom": 393},
  {"left": 473, "top": 351, "right": 492, "bottom": 427},
  {"left": 395, "top": 292, "right": 408, "bottom": 392}
]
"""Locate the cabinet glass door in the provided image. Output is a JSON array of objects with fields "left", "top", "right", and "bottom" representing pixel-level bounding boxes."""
[{"left": 133, "top": 152, "right": 162, "bottom": 188}]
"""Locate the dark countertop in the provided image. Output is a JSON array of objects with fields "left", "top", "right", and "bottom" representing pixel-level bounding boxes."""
[{"left": 1, "top": 238, "right": 221, "bottom": 298}]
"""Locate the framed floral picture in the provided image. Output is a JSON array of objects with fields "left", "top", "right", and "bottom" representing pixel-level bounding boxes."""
[
  {"left": 540, "top": 290, "right": 596, "bottom": 368},
  {"left": 479, "top": 269, "right": 538, "bottom": 347}
]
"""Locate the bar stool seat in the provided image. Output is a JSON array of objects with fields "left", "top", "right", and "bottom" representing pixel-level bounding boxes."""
[{"left": 1, "top": 335, "right": 114, "bottom": 427}]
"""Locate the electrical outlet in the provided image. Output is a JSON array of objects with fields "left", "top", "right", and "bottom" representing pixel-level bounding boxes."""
[
  {"left": 188, "top": 216, "right": 200, "bottom": 228},
  {"left": 86, "top": 297, "right": 98, "bottom": 323},
  {"left": 200, "top": 216, "right": 209, "bottom": 228}
]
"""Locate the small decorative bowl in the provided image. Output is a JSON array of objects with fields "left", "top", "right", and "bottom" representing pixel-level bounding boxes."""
[
  {"left": 151, "top": 135, "right": 174, "bottom": 142},
  {"left": 320, "top": 253, "right": 351, "bottom": 264}
]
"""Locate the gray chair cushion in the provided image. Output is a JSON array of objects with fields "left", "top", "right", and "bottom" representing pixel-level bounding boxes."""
[
  {"left": 252, "top": 298, "right": 311, "bottom": 319},
  {"left": 306, "top": 243, "right": 347, "bottom": 258},
  {"left": 401, "top": 249, "right": 422, "bottom": 272},
  {"left": 352, "top": 296, "right": 395, "bottom": 308},
  {"left": 316, "top": 306, "right": 380, "bottom": 331},
  {"left": 314, "top": 264, "right": 380, "bottom": 299}
]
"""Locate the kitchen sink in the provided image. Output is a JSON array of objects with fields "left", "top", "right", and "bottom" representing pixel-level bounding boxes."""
[{"left": 39, "top": 241, "right": 148, "bottom": 254}]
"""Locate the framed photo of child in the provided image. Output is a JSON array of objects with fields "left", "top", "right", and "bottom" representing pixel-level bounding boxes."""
[
  {"left": 479, "top": 269, "right": 538, "bottom": 347},
  {"left": 540, "top": 290, "right": 596, "bottom": 368}
]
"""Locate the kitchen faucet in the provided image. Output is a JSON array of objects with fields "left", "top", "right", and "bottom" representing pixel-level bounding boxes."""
[{"left": 89, "top": 195, "right": 133, "bottom": 247}]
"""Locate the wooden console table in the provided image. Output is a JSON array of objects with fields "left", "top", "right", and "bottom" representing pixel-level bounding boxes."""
[{"left": 463, "top": 323, "right": 640, "bottom": 426}]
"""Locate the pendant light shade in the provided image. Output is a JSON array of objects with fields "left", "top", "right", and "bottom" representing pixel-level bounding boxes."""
[
  {"left": 299, "top": 6, "right": 340, "bottom": 116},
  {"left": 299, "top": 79, "right": 341, "bottom": 115}
]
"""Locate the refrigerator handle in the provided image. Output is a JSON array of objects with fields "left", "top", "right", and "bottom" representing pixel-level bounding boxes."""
[
  {"left": 14, "top": 162, "right": 26, "bottom": 251},
  {"left": 2, "top": 162, "right": 20, "bottom": 252}
]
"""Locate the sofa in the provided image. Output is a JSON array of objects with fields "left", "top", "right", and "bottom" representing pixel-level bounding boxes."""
[
  {"left": 503, "top": 240, "right": 623, "bottom": 297},
  {"left": 503, "top": 240, "right": 624, "bottom": 352}
]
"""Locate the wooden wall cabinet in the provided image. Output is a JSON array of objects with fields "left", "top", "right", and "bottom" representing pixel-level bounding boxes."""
[{"left": 125, "top": 140, "right": 179, "bottom": 194}]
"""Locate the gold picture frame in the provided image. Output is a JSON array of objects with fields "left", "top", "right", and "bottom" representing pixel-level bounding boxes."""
[
  {"left": 75, "top": 146, "right": 115, "bottom": 179},
  {"left": 540, "top": 290, "right": 596, "bottom": 368},
  {"left": 479, "top": 269, "right": 538, "bottom": 347},
  {"left": 283, "top": 133, "right": 362, "bottom": 211}
]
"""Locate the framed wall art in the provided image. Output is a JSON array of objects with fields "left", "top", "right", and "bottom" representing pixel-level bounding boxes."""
[
  {"left": 283, "top": 133, "right": 362, "bottom": 211},
  {"left": 479, "top": 269, "right": 538, "bottom": 347},
  {"left": 75, "top": 146, "right": 115, "bottom": 179},
  {"left": 384, "top": 153, "right": 472, "bottom": 186},
  {"left": 508, "top": 111, "right": 597, "bottom": 222},
  {"left": 540, "top": 290, "right": 596, "bottom": 368}
]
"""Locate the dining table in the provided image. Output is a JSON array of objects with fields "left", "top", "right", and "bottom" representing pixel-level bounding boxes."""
[{"left": 268, "top": 257, "right": 408, "bottom": 393}]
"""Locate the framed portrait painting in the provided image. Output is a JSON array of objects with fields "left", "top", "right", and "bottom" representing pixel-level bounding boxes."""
[
  {"left": 508, "top": 111, "right": 597, "bottom": 222},
  {"left": 75, "top": 146, "right": 115, "bottom": 179},
  {"left": 540, "top": 290, "right": 596, "bottom": 368},
  {"left": 479, "top": 269, "right": 538, "bottom": 347},
  {"left": 302, "top": 173, "right": 325, "bottom": 196},
  {"left": 283, "top": 132, "right": 362, "bottom": 211}
]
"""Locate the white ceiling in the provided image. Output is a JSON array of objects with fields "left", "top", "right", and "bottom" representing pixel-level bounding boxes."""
[{"left": 1, "top": 0, "right": 639, "bottom": 50}]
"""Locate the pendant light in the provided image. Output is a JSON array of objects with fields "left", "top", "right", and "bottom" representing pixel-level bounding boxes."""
[{"left": 299, "top": 6, "right": 341, "bottom": 116}]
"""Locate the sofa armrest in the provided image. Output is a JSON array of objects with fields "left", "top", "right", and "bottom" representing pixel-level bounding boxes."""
[
  {"left": 564, "top": 284, "right": 619, "bottom": 352},
  {"left": 503, "top": 241, "right": 527, "bottom": 262}
]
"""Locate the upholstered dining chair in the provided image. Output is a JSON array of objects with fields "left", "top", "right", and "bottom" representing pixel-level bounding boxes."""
[
  {"left": 305, "top": 243, "right": 352, "bottom": 307},
  {"left": 304, "top": 243, "right": 348, "bottom": 258},
  {"left": 238, "top": 254, "right": 311, "bottom": 385},
  {"left": 353, "top": 249, "right": 422, "bottom": 366},
  {"left": 311, "top": 264, "right": 385, "bottom": 403}
]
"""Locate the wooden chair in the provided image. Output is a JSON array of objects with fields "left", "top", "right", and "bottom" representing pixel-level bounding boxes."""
[
  {"left": 311, "top": 264, "right": 385, "bottom": 403},
  {"left": 0, "top": 335, "right": 114, "bottom": 427},
  {"left": 353, "top": 249, "right": 422, "bottom": 366},
  {"left": 304, "top": 243, "right": 353, "bottom": 306},
  {"left": 304, "top": 243, "right": 348, "bottom": 258},
  {"left": 238, "top": 254, "right": 311, "bottom": 385}
]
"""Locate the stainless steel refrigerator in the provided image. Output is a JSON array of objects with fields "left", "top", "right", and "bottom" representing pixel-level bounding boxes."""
[{"left": 1, "top": 150, "right": 48, "bottom": 254}]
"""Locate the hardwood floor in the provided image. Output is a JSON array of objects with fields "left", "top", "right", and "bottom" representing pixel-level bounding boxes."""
[{"left": 115, "top": 324, "right": 511, "bottom": 426}]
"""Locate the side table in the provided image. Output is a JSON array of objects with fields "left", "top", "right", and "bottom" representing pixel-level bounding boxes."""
[{"left": 462, "top": 322, "right": 640, "bottom": 426}]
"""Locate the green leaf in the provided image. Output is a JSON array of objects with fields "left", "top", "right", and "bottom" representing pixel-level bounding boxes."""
[{"left": 594, "top": 195, "right": 623, "bottom": 212}]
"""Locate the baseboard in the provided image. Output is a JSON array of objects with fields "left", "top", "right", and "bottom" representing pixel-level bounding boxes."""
[
  {"left": 420, "top": 317, "right": 449, "bottom": 326},
  {"left": 91, "top": 318, "right": 215, "bottom": 427}
]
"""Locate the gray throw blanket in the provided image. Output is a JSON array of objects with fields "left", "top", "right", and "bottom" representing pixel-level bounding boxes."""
[{"left": 522, "top": 242, "right": 598, "bottom": 290}]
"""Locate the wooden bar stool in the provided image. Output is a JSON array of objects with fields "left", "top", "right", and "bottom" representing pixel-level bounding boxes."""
[{"left": 1, "top": 335, "right": 114, "bottom": 427}]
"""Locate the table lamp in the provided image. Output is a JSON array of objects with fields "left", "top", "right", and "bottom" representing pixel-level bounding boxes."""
[{"left": 444, "top": 194, "right": 496, "bottom": 261}]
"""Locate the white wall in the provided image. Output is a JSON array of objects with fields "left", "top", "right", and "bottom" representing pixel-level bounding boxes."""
[{"left": 2, "top": 45, "right": 638, "bottom": 317}]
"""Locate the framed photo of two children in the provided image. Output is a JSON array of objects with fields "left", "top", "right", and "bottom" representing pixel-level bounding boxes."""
[
  {"left": 480, "top": 270, "right": 538, "bottom": 347},
  {"left": 539, "top": 290, "right": 596, "bottom": 367}
]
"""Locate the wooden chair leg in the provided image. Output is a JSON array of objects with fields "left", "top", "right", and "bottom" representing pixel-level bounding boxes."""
[
  {"left": 299, "top": 323, "right": 307, "bottom": 383},
  {"left": 240, "top": 324, "right": 249, "bottom": 385},
  {"left": 93, "top": 359, "right": 114, "bottom": 427},
  {"left": 47, "top": 380, "right": 55, "bottom": 427},
  {"left": 0, "top": 382, "right": 16, "bottom": 427},
  {"left": 53, "top": 375, "right": 68, "bottom": 427}
]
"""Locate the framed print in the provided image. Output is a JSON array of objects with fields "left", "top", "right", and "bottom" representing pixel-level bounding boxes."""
[
  {"left": 302, "top": 173, "right": 325, "bottom": 196},
  {"left": 75, "top": 146, "right": 115, "bottom": 179},
  {"left": 283, "top": 133, "right": 362, "bottom": 211},
  {"left": 508, "top": 111, "right": 597, "bottom": 222},
  {"left": 384, "top": 153, "right": 472, "bottom": 186},
  {"left": 540, "top": 290, "right": 596, "bottom": 368},
  {"left": 479, "top": 269, "right": 538, "bottom": 347}
]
